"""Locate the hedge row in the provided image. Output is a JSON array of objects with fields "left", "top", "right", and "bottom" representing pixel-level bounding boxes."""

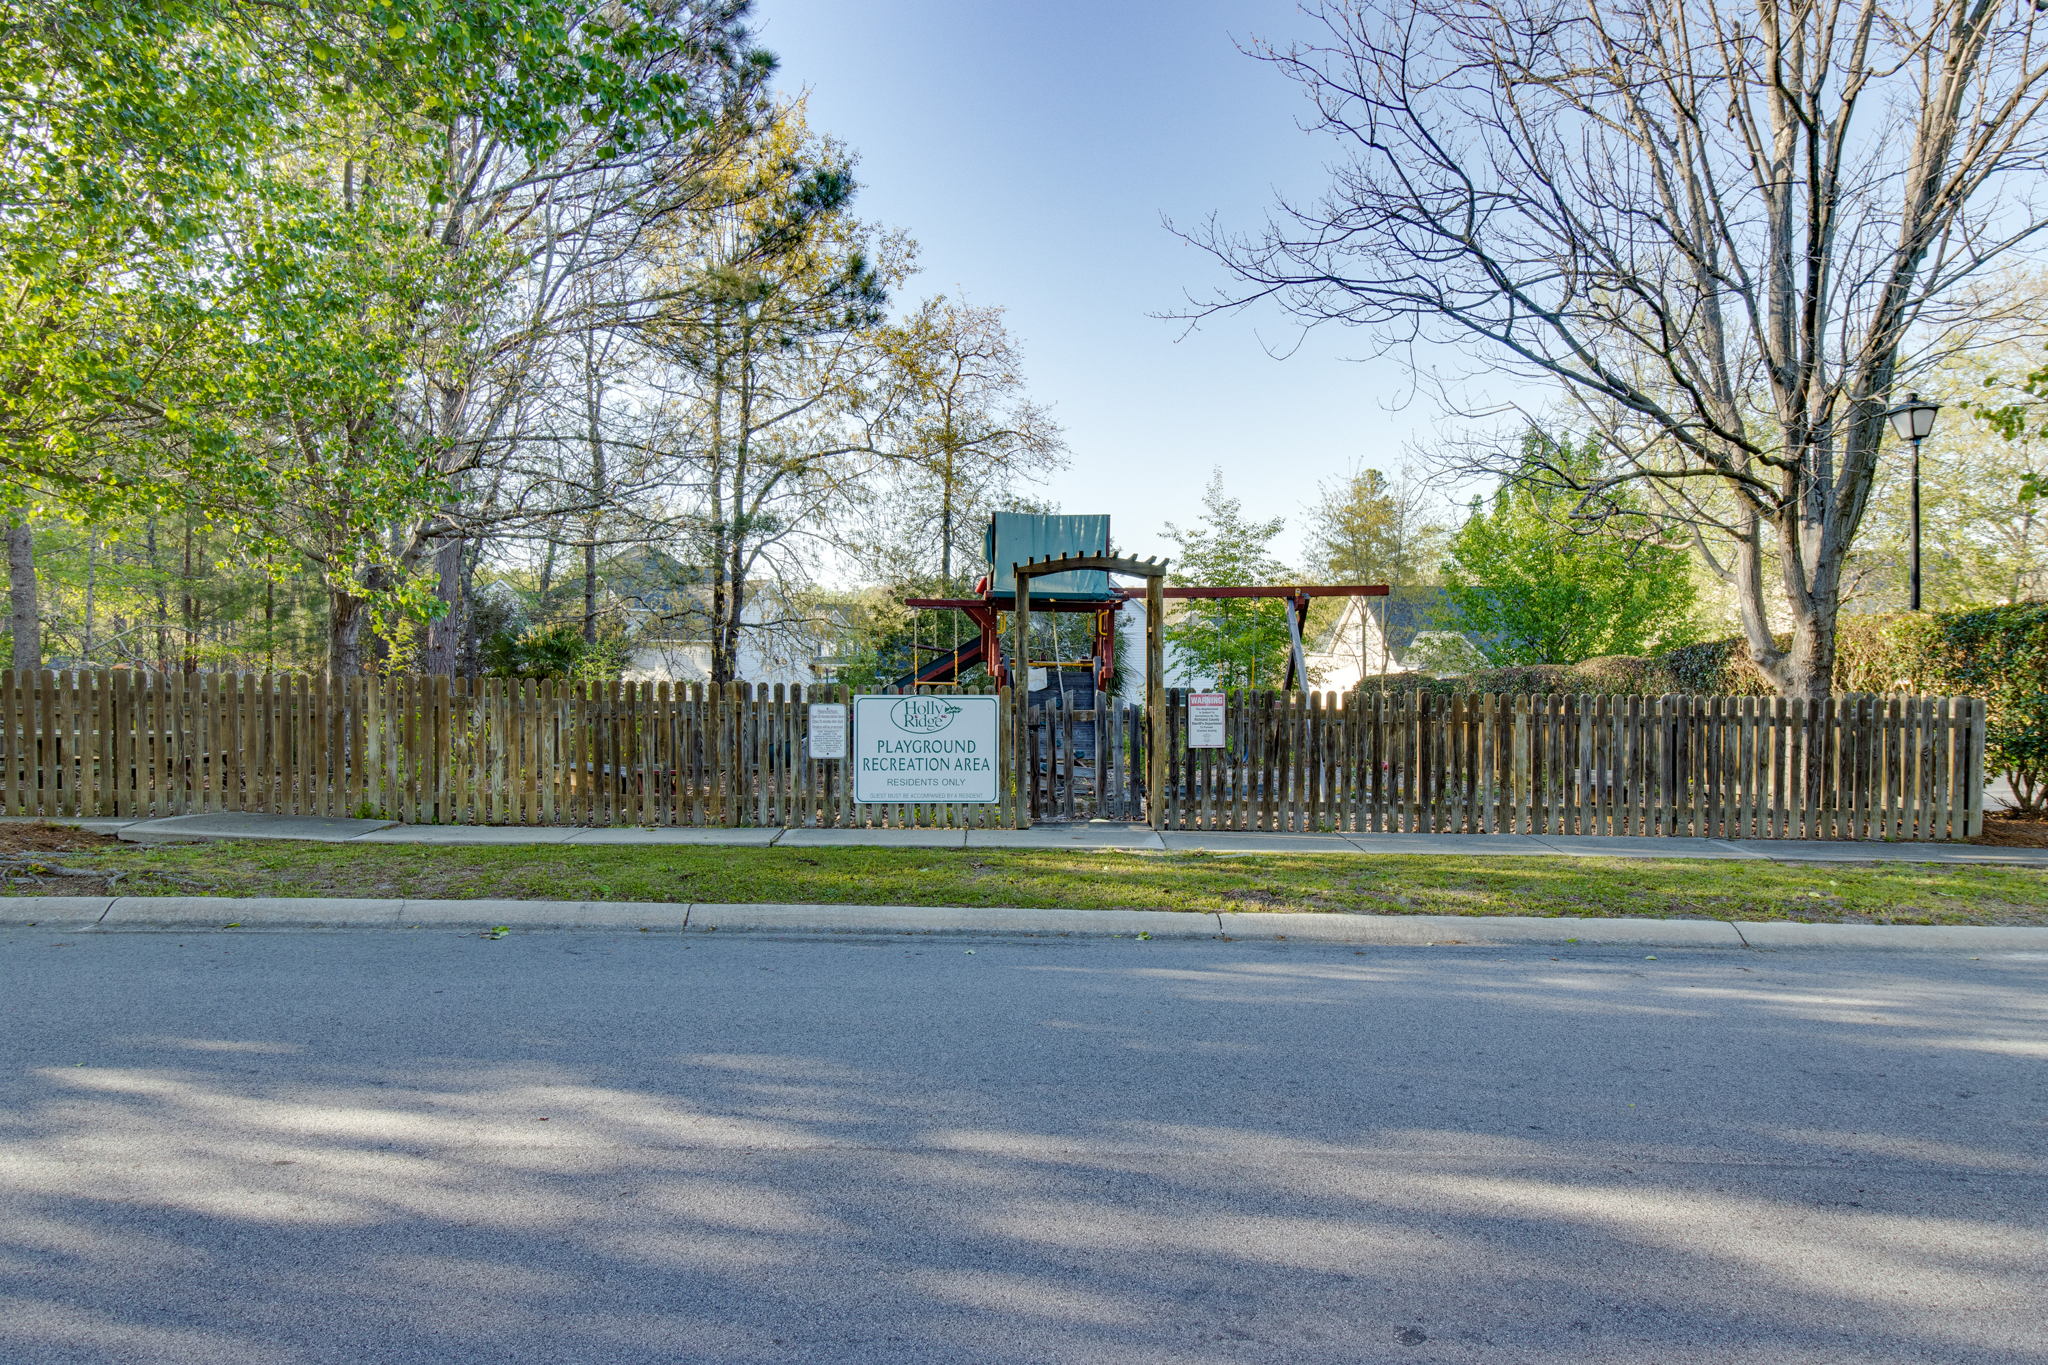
[{"left": 1353, "top": 604, "right": 2048, "bottom": 808}]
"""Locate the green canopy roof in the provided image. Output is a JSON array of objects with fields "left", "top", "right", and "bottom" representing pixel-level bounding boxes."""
[{"left": 984, "top": 513, "right": 1114, "bottom": 601}]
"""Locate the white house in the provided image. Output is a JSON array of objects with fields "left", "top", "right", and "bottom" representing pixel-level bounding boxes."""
[
  {"left": 1306, "top": 589, "right": 1486, "bottom": 688},
  {"left": 601, "top": 548, "right": 841, "bottom": 687},
  {"left": 1112, "top": 588, "right": 1484, "bottom": 693}
]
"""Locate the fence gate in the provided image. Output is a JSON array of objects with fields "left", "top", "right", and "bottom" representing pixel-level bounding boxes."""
[{"left": 1024, "top": 696, "right": 1144, "bottom": 821}]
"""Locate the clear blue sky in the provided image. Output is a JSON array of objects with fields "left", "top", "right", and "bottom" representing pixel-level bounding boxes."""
[{"left": 756, "top": 0, "right": 1462, "bottom": 569}]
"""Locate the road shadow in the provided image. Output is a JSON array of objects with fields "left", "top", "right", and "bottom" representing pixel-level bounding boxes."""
[{"left": 1, "top": 933, "right": 2043, "bottom": 1363}]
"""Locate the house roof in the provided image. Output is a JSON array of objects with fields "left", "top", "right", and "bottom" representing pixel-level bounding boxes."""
[
  {"left": 1317, "top": 587, "right": 1458, "bottom": 652},
  {"left": 1378, "top": 587, "right": 1456, "bottom": 649}
]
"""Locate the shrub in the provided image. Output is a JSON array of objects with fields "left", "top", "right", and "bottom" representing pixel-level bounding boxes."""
[
  {"left": 481, "top": 625, "right": 630, "bottom": 682},
  {"left": 1922, "top": 605, "right": 2048, "bottom": 811}
]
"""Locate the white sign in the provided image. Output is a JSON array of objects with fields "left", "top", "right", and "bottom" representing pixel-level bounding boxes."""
[
  {"left": 1188, "top": 692, "right": 1227, "bottom": 748},
  {"left": 852, "top": 694, "right": 1001, "bottom": 803},
  {"left": 807, "top": 703, "right": 848, "bottom": 760}
]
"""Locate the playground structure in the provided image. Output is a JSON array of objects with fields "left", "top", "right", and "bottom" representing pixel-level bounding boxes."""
[
  {"left": 888, "top": 512, "right": 1395, "bottom": 826},
  {"left": 895, "top": 512, "right": 1392, "bottom": 696}
]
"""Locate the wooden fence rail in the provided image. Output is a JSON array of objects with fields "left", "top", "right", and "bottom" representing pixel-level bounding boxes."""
[
  {"left": 1158, "top": 689, "right": 1985, "bottom": 841},
  {"left": 0, "top": 671, "right": 1986, "bottom": 839}
]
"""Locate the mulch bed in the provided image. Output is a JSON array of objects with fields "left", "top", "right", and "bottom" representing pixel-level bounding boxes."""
[
  {"left": 0, "top": 821, "right": 126, "bottom": 894},
  {"left": 0, "top": 821, "right": 119, "bottom": 856},
  {"left": 1971, "top": 812, "right": 2048, "bottom": 848}
]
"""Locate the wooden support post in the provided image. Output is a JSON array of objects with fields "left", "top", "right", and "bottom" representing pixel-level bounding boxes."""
[
  {"left": 1013, "top": 578, "right": 1032, "bottom": 829},
  {"left": 1146, "top": 571, "right": 1165, "bottom": 830},
  {"left": 1282, "top": 593, "right": 1309, "bottom": 692}
]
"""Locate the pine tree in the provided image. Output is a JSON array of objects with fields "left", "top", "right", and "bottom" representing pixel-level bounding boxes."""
[{"left": 1162, "top": 471, "right": 1293, "bottom": 688}]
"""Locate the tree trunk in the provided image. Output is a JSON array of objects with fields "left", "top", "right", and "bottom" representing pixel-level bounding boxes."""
[
  {"left": 147, "top": 518, "right": 168, "bottom": 670},
  {"left": 455, "top": 541, "right": 482, "bottom": 677},
  {"left": 328, "top": 589, "right": 369, "bottom": 678},
  {"left": 538, "top": 529, "right": 559, "bottom": 600},
  {"left": 423, "top": 537, "right": 465, "bottom": 674},
  {"left": 180, "top": 520, "right": 198, "bottom": 672},
  {"left": 81, "top": 535, "right": 97, "bottom": 664},
  {"left": 7, "top": 520, "right": 38, "bottom": 670},
  {"left": 940, "top": 440, "right": 955, "bottom": 587},
  {"left": 582, "top": 539, "right": 598, "bottom": 644},
  {"left": 583, "top": 374, "right": 608, "bottom": 647}
]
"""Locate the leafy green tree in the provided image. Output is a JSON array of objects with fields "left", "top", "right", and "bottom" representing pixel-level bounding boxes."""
[
  {"left": 1162, "top": 471, "right": 1294, "bottom": 689},
  {"left": 870, "top": 299, "right": 1066, "bottom": 590},
  {"left": 2, "top": 1, "right": 767, "bottom": 673},
  {"left": 1442, "top": 434, "right": 1700, "bottom": 666}
]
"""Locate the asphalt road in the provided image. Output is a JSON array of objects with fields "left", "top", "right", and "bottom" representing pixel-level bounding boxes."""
[{"left": 2, "top": 930, "right": 2044, "bottom": 1364}]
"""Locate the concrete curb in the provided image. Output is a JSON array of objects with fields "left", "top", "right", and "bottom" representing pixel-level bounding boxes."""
[{"left": 3, "top": 896, "right": 2045, "bottom": 950}]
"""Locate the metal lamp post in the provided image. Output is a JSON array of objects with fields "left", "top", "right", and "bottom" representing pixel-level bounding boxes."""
[{"left": 1887, "top": 392, "right": 1942, "bottom": 611}]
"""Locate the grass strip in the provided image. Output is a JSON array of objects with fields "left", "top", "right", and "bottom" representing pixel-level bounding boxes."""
[{"left": 10, "top": 841, "right": 2048, "bottom": 926}]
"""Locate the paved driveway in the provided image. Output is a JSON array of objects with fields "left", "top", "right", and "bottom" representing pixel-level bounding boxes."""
[{"left": 2, "top": 930, "right": 2043, "bottom": 1363}]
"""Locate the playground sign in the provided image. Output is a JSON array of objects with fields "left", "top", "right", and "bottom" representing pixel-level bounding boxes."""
[
  {"left": 1188, "top": 692, "right": 1227, "bottom": 748},
  {"left": 807, "top": 703, "right": 848, "bottom": 759},
  {"left": 852, "top": 694, "right": 1001, "bottom": 803}
]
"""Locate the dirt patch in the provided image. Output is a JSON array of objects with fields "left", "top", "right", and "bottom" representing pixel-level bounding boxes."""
[
  {"left": 1971, "top": 812, "right": 2048, "bottom": 848},
  {"left": 0, "top": 821, "right": 127, "bottom": 895},
  {"left": 0, "top": 821, "right": 120, "bottom": 856}
]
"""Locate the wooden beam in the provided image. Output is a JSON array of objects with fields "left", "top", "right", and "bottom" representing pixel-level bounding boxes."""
[
  {"left": 1015, "top": 551, "right": 1167, "bottom": 580},
  {"left": 1283, "top": 594, "right": 1308, "bottom": 691},
  {"left": 1118, "top": 584, "right": 1390, "bottom": 600}
]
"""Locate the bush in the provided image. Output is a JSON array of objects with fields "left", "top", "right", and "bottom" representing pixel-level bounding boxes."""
[
  {"left": 1921, "top": 605, "right": 2048, "bottom": 811},
  {"left": 481, "top": 625, "right": 630, "bottom": 682},
  {"left": 1661, "top": 638, "right": 1772, "bottom": 695},
  {"left": 1353, "top": 655, "right": 1683, "bottom": 699}
]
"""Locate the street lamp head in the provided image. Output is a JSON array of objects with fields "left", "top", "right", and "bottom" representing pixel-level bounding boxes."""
[{"left": 1888, "top": 391, "right": 1941, "bottom": 443}]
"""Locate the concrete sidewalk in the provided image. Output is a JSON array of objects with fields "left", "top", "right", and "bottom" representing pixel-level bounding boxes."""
[
  {"left": 56, "top": 811, "right": 2048, "bottom": 866},
  {"left": 5, "top": 893, "right": 2047, "bottom": 949}
]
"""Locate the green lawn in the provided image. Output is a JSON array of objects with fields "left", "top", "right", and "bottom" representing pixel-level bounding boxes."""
[{"left": 11, "top": 840, "right": 2048, "bottom": 926}]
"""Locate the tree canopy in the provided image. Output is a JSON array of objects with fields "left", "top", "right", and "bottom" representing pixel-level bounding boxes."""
[{"left": 1441, "top": 435, "right": 1701, "bottom": 667}]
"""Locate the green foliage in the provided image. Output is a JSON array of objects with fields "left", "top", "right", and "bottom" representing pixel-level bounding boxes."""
[
  {"left": 1441, "top": 432, "right": 1701, "bottom": 665},
  {"left": 1356, "top": 655, "right": 1688, "bottom": 701},
  {"left": 2, "top": 0, "right": 766, "bottom": 666},
  {"left": 481, "top": 624, "right": 628, "bottom": 682},
  {"left": 1918, "top": 606, "right": 2048, "bottom": 812},
  {"left": 1162, "top": 471, "right": 1295, "bottom": 689}
]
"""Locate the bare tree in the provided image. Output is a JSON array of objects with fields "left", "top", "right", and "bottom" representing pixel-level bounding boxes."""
[{"left": 1192, "top": 0, "right": 2048, "bottom": 697}]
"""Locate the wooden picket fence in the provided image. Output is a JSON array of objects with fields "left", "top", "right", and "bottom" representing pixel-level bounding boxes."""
[
  {"left": 1157, "top": 689, "right": 1986, "bottom": 841},
  {"left": 0, "top": 670, "right": 1987, "bottom": 839},
  {"left": 0, "top": 671, "right": 1018, "bottom": 829}
]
